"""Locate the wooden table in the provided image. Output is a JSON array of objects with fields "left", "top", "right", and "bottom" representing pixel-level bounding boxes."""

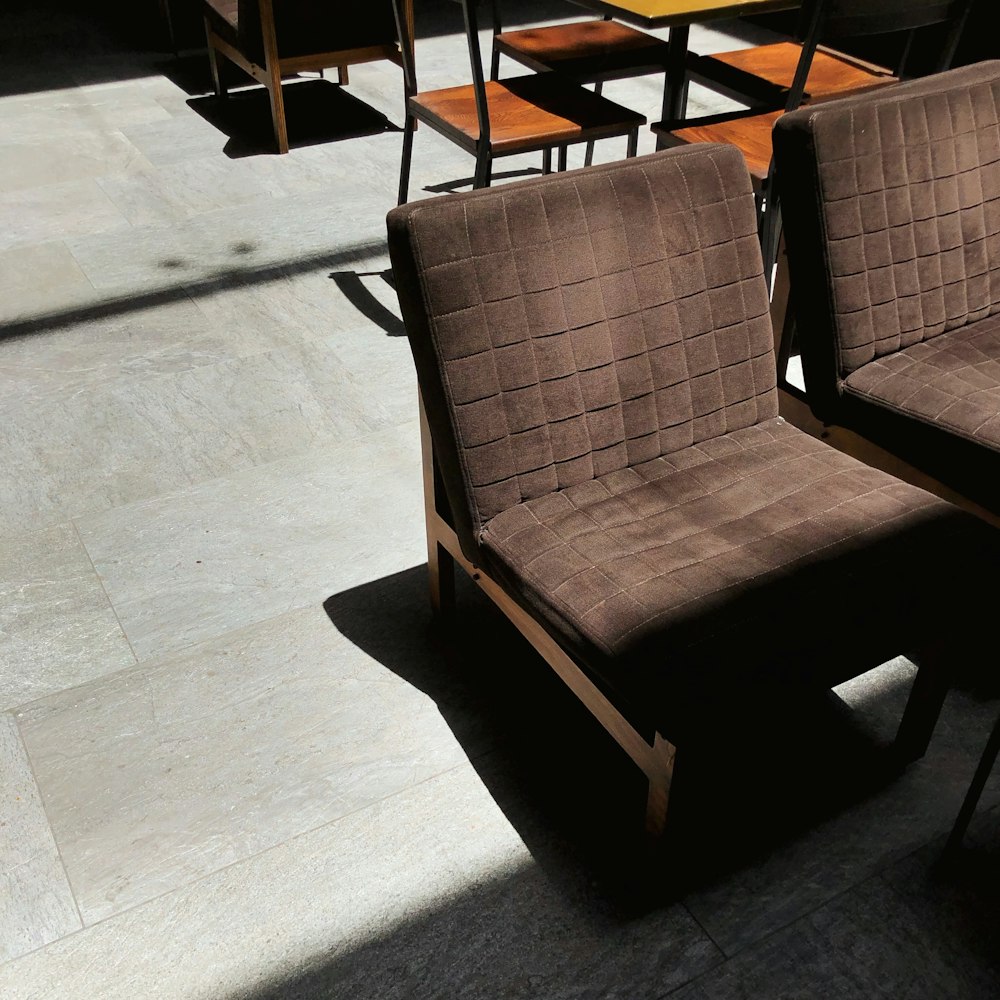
[{"left": 570, "top": 0, "right": 799, "bottom": 121}]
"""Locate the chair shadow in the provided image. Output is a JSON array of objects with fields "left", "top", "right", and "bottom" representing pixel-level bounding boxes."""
[
  {"left": 324, "top": 565, "right": 919, "bottom": 905},
  {"left": 188, "top": 78, "right": 400, "bottom": 157},
  {"left": 155, "top": 53, "right": 222, "bottom": 96},
  {"left": 422, "top": 166, "right": 545, "bottom": 196},
  {"left": 328, "top": 270, "right": 404, "bottom": 337}
]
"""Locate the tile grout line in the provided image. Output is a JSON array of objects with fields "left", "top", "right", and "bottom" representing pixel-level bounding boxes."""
[
  {"left": 2, "top": 555, "right": 429, "bottom": 718},
  {"left": 7, "top": 709, "right": 87, "bottom": 944},
  {"left": 665, "top": 839, "right": 938, "bottom": 998},
  {"left": 69, "top": 517, "right": 142, "bottom": 671},
  {"left": 0, "top": 754, "right": 479, "bottom": 970}
]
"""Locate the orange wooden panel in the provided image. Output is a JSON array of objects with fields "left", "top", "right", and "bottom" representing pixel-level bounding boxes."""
[
  {"left": 411, "top": 75, "right": 645, "bottom": 155},
  {"left": 669, "top": 110, "right": 782, "bottom": 181},
  {"left": 576, "top": 0, "right": 798, "bottom": 28},
  {"left": 497, "top": 19, "right": 663, "bottom": 62},
  {"left": 709, "top": 42, "right": 897, "bottom": 97}
]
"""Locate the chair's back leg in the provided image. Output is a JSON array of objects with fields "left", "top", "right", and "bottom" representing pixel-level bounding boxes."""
[
  {"left": 644, "top": 734, "right": 677, "bottom": 839},
  {"left": 583, "top": 81, "right": 606, "bottom": 168},
  {"left": 419, "top": 394, "right": 456, "bottom": 615},
  {"left": 488, "top": 0, "right": 502, "bottom": 80},
  {"left": 205, "top": 21, "right": 228, "bottom": 98},
  {"left": 428, "top": 539, "right": 456, "bottom": 617},
  {"left": 266, "top": 70, "right": 290, "bottom": 154},
  {"left": 257, "top": 0, "right": 289, "bottom": 153}
]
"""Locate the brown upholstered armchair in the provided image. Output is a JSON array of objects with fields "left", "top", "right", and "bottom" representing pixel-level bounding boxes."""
[
  {"left": 387, "top": 144, "right": 994, "bottom": 840},
  {"left": 773, "top": 61, "right": 1000, "bottom": 518},
  {"left": 203, "top": 0, "right": 412, "bottom": 153}
]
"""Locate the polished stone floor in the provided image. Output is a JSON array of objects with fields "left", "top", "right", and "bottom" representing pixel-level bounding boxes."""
[{"left": 1, "top": 2, "right": 999, "bottom": 997}]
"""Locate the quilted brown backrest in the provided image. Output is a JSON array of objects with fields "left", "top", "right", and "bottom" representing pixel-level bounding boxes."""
[
  {"left": 388, "top": 145, "right": 777, "bottom": 561},
  {"left": 774, "top": 61, "right": 1000, "bottom": 421}
]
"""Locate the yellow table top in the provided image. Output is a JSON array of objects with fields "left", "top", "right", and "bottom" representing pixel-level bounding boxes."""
[{"left": 573, "top": 0, "right": 799, "bottom": 28}]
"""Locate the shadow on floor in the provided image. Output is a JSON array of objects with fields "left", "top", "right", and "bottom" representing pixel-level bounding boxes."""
[
  {"left": 0, "top": 238, "right": 389, "bottom": 343},
  {"left": 328, "top": 270, "right": 404, "bottom": 337},
  {"left": 323, "top": 565, "right": 942, "bottom": 903},
  {"left": 421, "top": 166, "right": 546, "bottom": 196},
  {"left": 188, "top": 79, "right": 400, "bottom": 158}
]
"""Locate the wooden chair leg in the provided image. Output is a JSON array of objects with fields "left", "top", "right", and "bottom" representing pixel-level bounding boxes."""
[
  {"left": 428, "top": 539, "right": 456, "bottom": 618},
  {"left": 644, "top": 733, "right": 677, "bottom": 839},
  {"left": 338, "top": 65, "right": 349, "bottom": 85},
  {"left": 945, "top": 709, "right": 1000, "bottom": 854},
  {"left": 895, "top": 648, "right": 950, "bottom": 763},
  {"left": 769, "top": 230, "right": 790, "bottom": 355},
  {"left": 398, "top": 114, "right": 415, "bottom": 205},
  {"left": 205, "top": 29, "right": 227, "bottom": 98},
  {"left": 266, "top": 74, "right": 289, "bottom": 154}
]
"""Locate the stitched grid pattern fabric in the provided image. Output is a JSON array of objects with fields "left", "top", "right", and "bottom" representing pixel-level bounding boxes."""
[
  {"left": 405, "top": 145, "right": 776, "bottom": 529},
  {"left": 482, "top": 417, "right": 956, "bottom": 665},
  {"left": 809, "top": 72, "right": 1000, "bottom": 376},
  {"left": 845, "top": 310, "right": 1000, "bottom": 448}
]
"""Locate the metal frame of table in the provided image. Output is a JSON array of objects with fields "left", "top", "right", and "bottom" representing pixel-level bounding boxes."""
[{"left": 570, "top": 0, "right": 799, "bottom": 121}]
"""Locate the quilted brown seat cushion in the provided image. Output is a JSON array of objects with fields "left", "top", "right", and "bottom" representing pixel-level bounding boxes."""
[
  {"left": 482, "top": 416, "right": 984, "bottom": 732},
  {"left": 844, "top": 313, "right": 1000, "bottom": 450}
]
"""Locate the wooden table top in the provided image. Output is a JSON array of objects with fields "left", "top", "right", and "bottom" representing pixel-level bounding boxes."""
[{"left": 571, "top": 0, "right": 799, "bottom": 29}]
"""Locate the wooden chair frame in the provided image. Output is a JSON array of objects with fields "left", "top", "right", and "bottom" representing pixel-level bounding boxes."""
[
  {"left": 418, "top": 392, "right": 950, "bottom": 841},
  {"left": 391, "top": 0, "right": 642, "bottom": 205},
  {"left": 204, "top": 0, "right": 414, "bottom": 153},
  {"left": 419, "top": 395, "right": 678, "bottom": 838},
  {"left": 486, "top": 7, "right": 669, "bottom": 169}
]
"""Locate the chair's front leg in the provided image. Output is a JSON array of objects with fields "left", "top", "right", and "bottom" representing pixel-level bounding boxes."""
[
  {"left": 473, "top": 147, "right": 492, "bottom": 188},
  {"left": 428, "top": 540, "right": 456, "bottom": 618},
  {"left": 266, "top": 72, "right": 289, "bottom": 154},
  {"left": 398, "top": 114, "right": 416, "bottom": 205},
  {"left": 895, "top": 643, "right": 951, "bottom": 763},
  {"left": 644, "top": 733, "right": 677, "bottom": 839}
]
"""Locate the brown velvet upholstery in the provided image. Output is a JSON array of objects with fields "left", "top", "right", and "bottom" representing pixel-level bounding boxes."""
[
  {"left": 774, "top": 61, "right": 1000, "bottom": 512},
  {"left": 388, "top": 145, "right": 991, "bottom": 741}
]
